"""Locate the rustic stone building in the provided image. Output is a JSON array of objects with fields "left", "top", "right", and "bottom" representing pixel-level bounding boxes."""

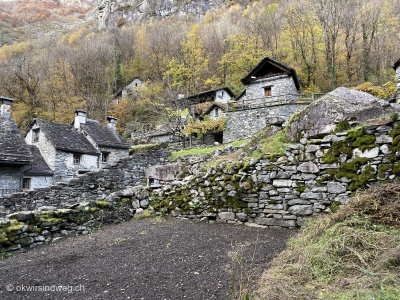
[
  {"left": 113, "top": 77, "right": 145, "bottom": 104},
  {"left": 236, "top": 56, "right": 300, "bottom": 105},
  {"left": 25, "top": 110, "right": 129, "bottom": 183},
  {"left": 0, "top": 97, "right": 32, "bottom": 196},
  {"left": 22, "top": 145, "right": 54, "bottom": 190}
]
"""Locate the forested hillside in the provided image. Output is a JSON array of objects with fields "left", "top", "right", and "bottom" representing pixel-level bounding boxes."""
[{"left": 0, "top": 0, "right": 399, "bottom": 133}]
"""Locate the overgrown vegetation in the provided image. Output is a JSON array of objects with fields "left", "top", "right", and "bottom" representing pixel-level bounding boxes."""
[{"left": 256, "top": 183, "right": 400, "bottom": 300}]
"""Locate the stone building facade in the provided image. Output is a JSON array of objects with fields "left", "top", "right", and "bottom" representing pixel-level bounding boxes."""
[
  {"left": 25, "top": 111, "right": 129, "bottom": 184},
  {"left": 0, "top": 97, "right": 32, "bottom": 196},
  {"left": 236, "top": 56, "right": 300, "bottom": 106},
  {"left": 113, "top": 77, "right": 145, "bottom": 104}
]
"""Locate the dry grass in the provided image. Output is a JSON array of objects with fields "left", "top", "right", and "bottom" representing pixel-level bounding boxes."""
[{"left": 256, "top": 183, "right": 400, "bottom": 300}]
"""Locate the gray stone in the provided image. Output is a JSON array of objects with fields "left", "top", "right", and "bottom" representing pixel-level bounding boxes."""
[
  {"left": 287, "top": 199, "right": 310, "bottom": 206},
  {"left": 254, "top": 217, "right": 296, "bottom": 227},
  {"left": 139, "top": 199, "right": 149, "bottom": 208},
  {"left": 376, "top": 135, "right": 393, "bottom": 144},
  {"left": 353, "top": 147, "right": 380, "bottom": 159},
  {"left": 327, "top": 182, "right": 347, "bottom": 194},
  {"left": 297, "top": 162, "right": 319, "bottom": 173},
  {"left": 236, "top": 213, "right": 248, "bottom": 221},
  {"left": 52, "top": 237, "right": 63, "bottom": 243},
  {"left": 380, "top": 144, "right": 392, "bottom": 155},
  {"left": 218, "top": 212, "right": 235, "bottom": 221},
  {"left": 60, "top": 230, "right": 69, "bottom": 236},
  {"left": 305, "top": 144, "right": 320, "bottom": 153},
  {"left": 132, "top": 200, "right": 140, "bottom": 209},
  {"left": 272, "top": 179, "right": 292, "bottom": 187},
  {"left": 288, "top": 205, "right": 313, "bottom": 216},
  {"left": 286, "top": 87, "right": 398, "bottom": 141},
  {"left": 135, "top": 208, "right": 144, "bottom": 218}
]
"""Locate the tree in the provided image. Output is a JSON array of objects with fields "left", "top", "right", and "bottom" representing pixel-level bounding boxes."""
[{"left": 165, "top": 24, "right": 209, "bottom": 95}]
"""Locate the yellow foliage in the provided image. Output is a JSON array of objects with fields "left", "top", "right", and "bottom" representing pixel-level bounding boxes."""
[{"left": 183, "top": 116, "right": 227, "bottom": 136}]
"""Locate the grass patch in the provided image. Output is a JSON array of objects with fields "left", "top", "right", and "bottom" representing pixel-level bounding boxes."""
[
  {"left": 170, "top": 140, "right": 246, "bottom": 160},
  {"left": 130, "top": 143, "right": 164, "bottom": 154},
  {"left": 256, "top": 182, "right": 400, "bottom": 300}
]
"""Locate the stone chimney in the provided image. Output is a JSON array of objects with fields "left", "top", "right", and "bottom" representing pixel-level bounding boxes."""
[
  {"left": 0, "top": 96, "right": 14, "bottom": 117},
  {"left": 74, "top": 110, "right": 87, "bottom": 129},
  {"left": 107, "top": 116, "right": 117, "bottom": 130}
]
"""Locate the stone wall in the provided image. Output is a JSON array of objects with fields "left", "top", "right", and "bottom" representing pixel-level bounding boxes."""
[
  {"left": 0, "top": 150, "right": 170, "bottom": 217},
  {"left": 0, "top": 166, "right": 21, "bottom": 191},
  {"left": 147, "top": 120, "right": 400, "bottom": 228},
  {"left": 223, "top": 103, "right": 308, "bottom": 143},
  {"left": 28, "top": 175, "right": 53, "bottom": 190}
]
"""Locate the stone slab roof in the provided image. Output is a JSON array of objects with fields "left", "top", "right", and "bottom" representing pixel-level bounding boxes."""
[
  {"left": 81, "top": 121, "right": 130, "bottom": 149},
  {"left": 0, "top": 115, "right": 32, "bottom": 164},
  {"left": 22, "top": 145, "right": 53, "bottom": 176},
  {"left": 32, "top": 119, "right": 100, "bottom": 155},
  {"left": 241, "top": 56, "right": 301, "bottom": 89}
]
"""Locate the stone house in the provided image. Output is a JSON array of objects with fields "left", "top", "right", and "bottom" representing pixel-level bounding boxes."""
[
  {"left": 73, "top": 111, "right": 130, "bottom": 166},
  {"left": 0, "top": 97, "right": 33, "bottom": 196},
  {"left": 236, "top": 56, "right": 300, "bottom": 105},
  {"left": 25, "top": 110, "right": 129, "bottom": 183},
  {"left": 21, "top": 145, "right": 54, "bottom": 191},
  {"left": 113, "top": 77, "right": 145, "bottom": 104},
  {"left": 394, "top": 58, "right": 400, "bottom": 98}
]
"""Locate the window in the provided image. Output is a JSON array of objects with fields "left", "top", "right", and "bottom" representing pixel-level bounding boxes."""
[
  {"left": 22, "top": 178, "right": 31, "bottom": 189},
  {"left": 102, "top": 152, "right": 110, "bottom": 163},
  {"left": 73, "top": 154, "right": 81, "bottom": 165},
  {"left": 32, "top": 129, "right": 40, "bottom": 143},
  {"left": 264, "top": 86, "right": 272, "bottom": 97},
  {"left": 215, "top": 108, "right": 219, "bottom": 117}
]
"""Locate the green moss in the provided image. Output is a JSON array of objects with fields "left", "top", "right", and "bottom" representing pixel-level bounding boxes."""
[
  {"left": 295, "top": 187, "right": 306, "bottom": 192},
  {"left": 95, "top": 201, "right": 112, "bottom": 208},
  {"left": 393, "top": 162, "right": 400, "bottom": 175},
  {"left": 345, "top": 126, "right": 365, "bottom": 142},
  {"left": 0, "top": 236, "right": 8, "bottom": 244},
  {"left": 389, "top": 129, "right": 400, "bottom": 138},
  {"left": 329, "top": 201, "right": 342, "bottom": 213},
  {"left": 378, "top": 164, "right": 392, "bottom": 172},
  {"left": 244, "top": 208, "right": 251, "bottom": 214},
  {"left": 5, "top": 224, "right": 25, "bottom": 233},
  {"left": 392, "top": 135, "right": 400, "bottom": 146},
  {"left": 335, "top": 172, "right": 358, "bottom": 180},
  {"left": 316, "top": 174, "right": 332, "bottom": 184},
  {"left": 29, "top": 227, "right": 42, "bottom": 233},
  {"left": 334, "top": 120, "right": 350, "bottom": 132},
  {"left": 241, "top": 161, "right": 250, "bottom": 172},
  {"left": 268, "top": 200, "right": 277, "bottom": 204},
  {"left": 349, "top": 165, "right": 376, "bottom": 191}
]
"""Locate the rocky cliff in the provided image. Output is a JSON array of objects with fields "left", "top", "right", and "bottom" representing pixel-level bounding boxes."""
[{"left": 90, "top": 0, "right": 227, "bottom": 29}]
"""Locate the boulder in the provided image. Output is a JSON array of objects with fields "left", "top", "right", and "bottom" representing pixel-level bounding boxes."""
[{"left": 286, "top": 87, "right": 400, "bottom": 141}]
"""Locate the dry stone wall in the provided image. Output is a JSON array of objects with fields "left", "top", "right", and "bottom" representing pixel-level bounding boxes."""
[
  {"left": 0, "top": 150, "right": 170, "bottom": 217},
  {"left": 148, "top": 120, "right": 400, "bottom": 227}
]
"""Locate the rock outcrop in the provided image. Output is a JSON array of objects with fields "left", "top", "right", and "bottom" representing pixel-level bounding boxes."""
[
  {"left": 285, "top": 87, "right": 400, "bottom": 141},
  {"left": 92, "top": 0, "right": 227, "bottom": 29}
]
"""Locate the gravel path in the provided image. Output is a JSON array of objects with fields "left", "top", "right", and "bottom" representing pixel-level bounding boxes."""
[{"left": 0, "top": 217, "right": 296, "bottom": 300}]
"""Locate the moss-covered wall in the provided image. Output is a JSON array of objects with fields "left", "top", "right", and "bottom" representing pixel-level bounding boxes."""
[{"left": 148, "top": 120, "right": 400, "bottom": 227}]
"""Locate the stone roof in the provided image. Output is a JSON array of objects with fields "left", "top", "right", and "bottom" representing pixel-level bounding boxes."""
[
  {"left": 81, "top": 121, "right": 130, "bottom": 149},
  {"left": 0, "top": 114, "right": 32, "bottom": 164},
  {"left": 394, "top": 58, "right": 400, "bottom": 70},
  {"left": 22, "top": 145, "right": 53, "bottom": 176},
  {"left": 179, "top": 87, "right": 235, "bottom": 104},
  {"left": 241, "top": 56, "right": 301, "bottom": 90},
  {"left": 31, "top": 119, "right": 100, "bottom": 155}
]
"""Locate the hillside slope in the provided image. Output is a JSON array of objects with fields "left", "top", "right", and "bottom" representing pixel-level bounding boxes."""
[{"left": 256, "top": 183, "right": 400, "bottom": 300}]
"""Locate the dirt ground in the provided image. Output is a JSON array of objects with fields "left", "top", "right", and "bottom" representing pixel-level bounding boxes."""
[{"left": 0, "top": 217, "right": 296, "bottom": 300}]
